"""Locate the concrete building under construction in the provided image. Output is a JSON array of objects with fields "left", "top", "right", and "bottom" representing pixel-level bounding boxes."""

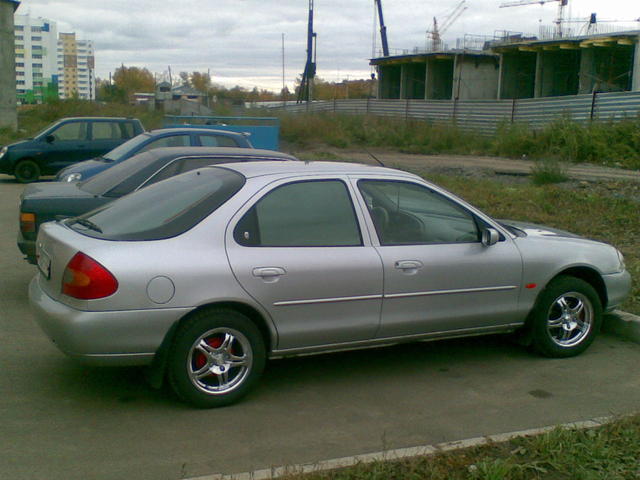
[{"left": 371, "top": 30, "right": 640, "bottom": 100}]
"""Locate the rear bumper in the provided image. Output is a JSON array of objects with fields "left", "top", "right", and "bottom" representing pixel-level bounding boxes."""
[
  {"left": 603, "top": 270, "right": 632, "bottom": 312},
  {"left": 17, "top": 233, "right": 36, "bottom": 263},
  {"left": 29, "top": 275, "right": 192, "bottom": 366}
]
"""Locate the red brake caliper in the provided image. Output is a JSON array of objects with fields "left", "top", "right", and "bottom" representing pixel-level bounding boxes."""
[{"left": 194, "top": 336, "right": 223, "bottom": 369}]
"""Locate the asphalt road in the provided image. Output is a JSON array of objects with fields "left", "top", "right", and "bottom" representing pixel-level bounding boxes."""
[{"left": 1, "top": 174, "right": 639, "bottom": 480}]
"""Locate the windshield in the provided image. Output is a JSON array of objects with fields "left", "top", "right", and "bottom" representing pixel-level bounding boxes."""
[
  {"left": 69, "top": 167, "right": 245, "bottom": 241},
  {"left": 33, "top": 120, "right": 64, "bottom": 140},
  {"left": 103, "top": 133, "right": 151, "bottom": 161}
]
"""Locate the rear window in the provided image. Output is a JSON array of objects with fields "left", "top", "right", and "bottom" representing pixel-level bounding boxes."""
[
  {"left": 78, "top": 150, "right": 160, "bottom": 196},
  {"left": 68, "top": 167, "right": 245, "bottom": 241}
]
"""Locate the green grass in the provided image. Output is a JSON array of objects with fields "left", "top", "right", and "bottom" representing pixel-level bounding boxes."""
[
  {"left": 280, "top": 414, "right": 640, "bottom": 480},
  {"left": 279, "top": 112, "right": 640, "bottom": 170},
  {"left": 530, "top": 159, "right": 569, "bottom": 185},
  {"left": 3, "top": 104, "right": 640, "bottom": 170}
]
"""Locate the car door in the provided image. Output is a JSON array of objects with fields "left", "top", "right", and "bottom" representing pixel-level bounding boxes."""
[
  {"left": 42, "top": 120, "right": 90, "bottom": 170},
  {"left": 355, "top": 178, "right": 524, "bottom": 338},
  {"left": 88, "top": 121, "right": 130, "bottom": 158},
  {"left": 225, "top": 177, "right": 384, "bottom": 350}
]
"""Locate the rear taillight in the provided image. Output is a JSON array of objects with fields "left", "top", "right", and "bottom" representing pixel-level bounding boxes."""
[
  {"left": 62, "top": 252, "right": 118, "bottom": 300},
  {"left": 20, "top": 212, "right": 36, "bottom": 234}
]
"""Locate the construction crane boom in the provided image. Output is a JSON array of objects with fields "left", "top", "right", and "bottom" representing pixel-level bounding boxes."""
[
  {"left": 426, "top": 0, "right": 467, "bottom": 51},
  {"left": 297, "top": 0, "right": 316, "bottom": 103},
  {"left": 374, "top": 0, "right": 389, "bottom": 57},
  {"left": 500, "top": 0, "right": 568, "bottom": 37}
]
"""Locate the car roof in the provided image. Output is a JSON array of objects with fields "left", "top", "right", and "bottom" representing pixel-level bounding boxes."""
[
  {"left": 56, "top": 117, "right": 135, "bottom": 121},
  {"left": 210, "top": 160, "right": 419, "bottom": 179},
  {"left": 144, "top": 147, "right": 297, "bottom": 162},
  {"left": 146, "top": 128, "right": 247, "bottom": 137}
]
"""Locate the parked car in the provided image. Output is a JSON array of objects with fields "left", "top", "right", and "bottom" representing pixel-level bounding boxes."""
[
  {"left": 18, "top": 147, "right": 296, "bottom": 263},
  {"left": 55, "top": 128, "right": 253, "bottom": 183},
  {"left": 0, "top": 117, "right": 144, "bottom": 183},
  {"left": 29, "top": 161, "right": 631, "bottom": 407}
]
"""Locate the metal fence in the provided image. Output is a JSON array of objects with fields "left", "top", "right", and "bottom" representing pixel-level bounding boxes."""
[{"left": 270, "top": 91, "right": 640, "bottom": 134}]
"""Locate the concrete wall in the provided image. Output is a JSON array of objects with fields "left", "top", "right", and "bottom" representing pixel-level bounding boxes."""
[
  {"left": 499, "top": 51, "right": 536, "bottom": 99},
  {"left": 535, "top": 49, "right": 580, "bottom": 97},
  {"left": 378, "top": 65, "right": 401, "bottom": 99},
  {"left": 426, "top": 58, "right": 454, "bottom": 100},
  {"left": 453, "top": 55, "right": 499, "bottom": 100},
  {"left": 400, "top": 63, "right": 426, "bottom": 99},
  {"left": 0, "top": 0, "right": 18, "bottom": 130},
  {"left": 634, "top": 41, "right": 640, "bottom": 92}
]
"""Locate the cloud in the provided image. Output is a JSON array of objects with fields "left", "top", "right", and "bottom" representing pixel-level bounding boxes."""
[{"left": 16, "top": 0, "right": 639, "bottom": 90}]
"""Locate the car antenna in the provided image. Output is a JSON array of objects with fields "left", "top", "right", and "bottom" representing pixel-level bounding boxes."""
[{"left": 364, "top": 147, "right": 385, "bottom": 167}]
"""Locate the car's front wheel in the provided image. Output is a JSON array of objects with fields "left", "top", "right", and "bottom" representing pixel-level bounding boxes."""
[
  {"left": 530, "top": 276, "right": 602, "bottom": 358},
  {"left": 14, "top": 159, "right": 41, "bottom": 183},
  {"left": 167, "top": 308, "right": 266, "bottom": 408}
]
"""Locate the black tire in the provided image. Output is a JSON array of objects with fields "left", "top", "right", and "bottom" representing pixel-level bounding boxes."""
[
  {"left": 530, "top": 276, "right": 602, "bottom": 358},
  {"left": 14, "top": 159, "right": 41, "bottom": 183},
  {"left": 167, "top": 308, "right": 266, "bottom": 408}
]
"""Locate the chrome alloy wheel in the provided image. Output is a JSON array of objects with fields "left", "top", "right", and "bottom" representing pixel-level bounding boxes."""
[
  {"left": 546, "top": 292, "right": 593, "bottom": 348},
  {"left": 187, "top": 328, "right": 253, "bottom": 395}
]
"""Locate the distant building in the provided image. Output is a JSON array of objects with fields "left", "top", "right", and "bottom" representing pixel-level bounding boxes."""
[
  {"left": 58, "top": 32, "right": 95, "bottom": 100},
  {"left": 12, "top": 13, "right": 95, "bottom": 103},
  {"left": 13, "top": 14, "right": 59, "bottom": 103}
]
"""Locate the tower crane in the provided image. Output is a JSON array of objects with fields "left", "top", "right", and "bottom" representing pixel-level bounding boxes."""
[
  {"left": 427, "top": 0, "right": 468, "bottom": 51},
  {"left": 500, "top": 0, "right": 569, "bottom": 38}
]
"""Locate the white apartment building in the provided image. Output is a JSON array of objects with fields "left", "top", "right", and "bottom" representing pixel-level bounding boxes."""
[
  {"left": 14, "top": 14, "right": 95, "bottom": 103},
  {"left": 13, "top": 14, "right": 59, "bottom": 103}
]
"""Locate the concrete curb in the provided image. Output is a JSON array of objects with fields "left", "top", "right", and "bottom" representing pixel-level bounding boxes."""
[
  {"left": 186, "top": 416, "right": 617, "bottom": 480},
  {"left": 603, "top": 310, "right": 640, "bottom": 344}
]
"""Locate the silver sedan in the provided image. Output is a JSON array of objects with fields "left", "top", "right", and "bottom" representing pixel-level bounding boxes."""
[{"left": 29, "top": 161, "right": 631, "bottom": 407}]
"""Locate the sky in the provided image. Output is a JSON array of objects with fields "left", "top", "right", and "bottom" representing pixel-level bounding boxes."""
[{"left": 14, "top": 0, "right": 640, "bottom": 91}]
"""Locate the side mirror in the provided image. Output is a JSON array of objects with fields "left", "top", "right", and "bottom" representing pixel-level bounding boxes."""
[
  {"left": 482, "top": 228, "right": 500, "bottom": 246},
  {"left": 45, "top": 134, "right": 55, "bottom": 144}
]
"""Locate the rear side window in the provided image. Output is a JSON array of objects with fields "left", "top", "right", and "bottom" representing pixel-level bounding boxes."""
[
  {"left": 234, "top": 180, "right": 362, "bottom": 247},
  {"left": 69, "top": 167, "right": 245, "bottom": 241},
  {"left": 198, "top": 134, "right": 239, "bottom": 147},
  {"left": 92, "top": 122, "right": 125, "bottom": 140},
  {"left": 138, "top": 135, "right": 190, "bottom": 152}
]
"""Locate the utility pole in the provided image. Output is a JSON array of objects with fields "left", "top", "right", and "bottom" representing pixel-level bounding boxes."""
[{"left": 281, "top": 33, "right": 286, "bottom": 106}]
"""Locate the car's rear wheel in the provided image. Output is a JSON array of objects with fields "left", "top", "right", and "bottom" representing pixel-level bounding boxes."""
[
  {"left": 14, "top": 159, "right": 41, "bottom": 183},
  {"left": 167, "top": 308, "right": 265, "bottom": 408},
  {"left": 530, "top": 276, "right": 602, "bottom": 358}
]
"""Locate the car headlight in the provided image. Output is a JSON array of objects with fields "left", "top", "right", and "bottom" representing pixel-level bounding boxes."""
[
  {"left": 62, "top": 172, "right": 82, "bottom": 182},
  {"left": 616, "top": 249, "right": 626, "bottom": 272},
  {"left": 0, "top": 146, "right": 7, "bottom": 159}
]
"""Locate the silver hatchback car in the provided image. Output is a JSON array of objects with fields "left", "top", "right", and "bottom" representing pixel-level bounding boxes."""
[{"left": 30, "top": 161, "right": 631, "bottom": 407}]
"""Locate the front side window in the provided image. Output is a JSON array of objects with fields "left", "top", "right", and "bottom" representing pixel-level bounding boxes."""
[
  {"left": 358, "top": 180, "right": 479, "bottom": 245},
  {"left": 235, "top": 180, "right": 362, "bottom": 247},
  {"left": 51, "top": 121, "right": 88, "bottom": 141}
]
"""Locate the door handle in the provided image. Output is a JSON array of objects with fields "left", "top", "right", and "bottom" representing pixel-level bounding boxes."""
[
  {"left": 394, "top": 260, "right": 423, "bottom": 272},
  {"left": 252, "top": 267, "right": 286, "bottom": 278}
]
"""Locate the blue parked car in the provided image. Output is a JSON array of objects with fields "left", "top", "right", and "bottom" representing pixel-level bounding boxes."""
[
  {"left": 56, "top": 128, "right": 253, "bottom": 182},
  {"left": 0, "top": 117, "right": 145, "bottom": 183}
]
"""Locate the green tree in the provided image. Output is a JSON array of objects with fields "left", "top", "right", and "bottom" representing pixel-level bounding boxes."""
[{"left": 112, "top": 66, "right": 155, "bottom": 99}]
